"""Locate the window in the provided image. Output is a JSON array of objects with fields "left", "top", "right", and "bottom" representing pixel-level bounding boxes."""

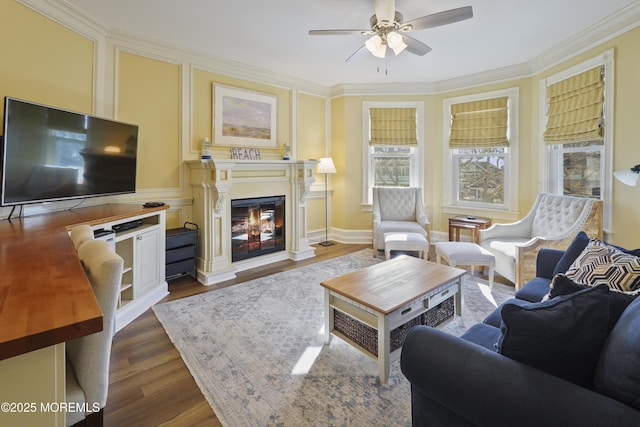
[
  {"left": 362, "top": 102, "right": 424, "bottom": 206},
  {"left": 453, "top": 147, "right": 507, "bottom": 204},
  {"left": 443, "top": 88, "right": 519, "bottom": 214},
  {"left": 540, "top": 50, "right": 613, "bottom": 230},
  {"left": 549, "top": 141, "right": 603, "bottom": 199}
]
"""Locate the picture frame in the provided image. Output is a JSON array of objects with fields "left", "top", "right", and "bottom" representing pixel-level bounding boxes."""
[{"left": 213, "top": 84, "right": 278, "bottom": 149}]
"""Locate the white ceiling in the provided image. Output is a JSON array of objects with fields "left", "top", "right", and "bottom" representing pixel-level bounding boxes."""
[{"left": 62, "top": 0, "right": 640, "bottom": 87}]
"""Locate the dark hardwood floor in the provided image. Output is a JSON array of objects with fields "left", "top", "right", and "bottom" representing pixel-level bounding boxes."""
[{"left": 105, "top": 243, "right": 369, "bottom": 426}]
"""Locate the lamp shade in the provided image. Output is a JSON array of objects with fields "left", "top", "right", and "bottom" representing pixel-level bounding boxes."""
[
  {"left": 317, "top": 157, "right": 337, "bottom": 174},
  {"left": 614, "top": 166, "right": 640, "bottom": 187},
  {"left": 365, "top": 35, "right": 386, "bottom": 58},
  {"left": 387, "top": 32, "right": 407, "bottom": 55}
]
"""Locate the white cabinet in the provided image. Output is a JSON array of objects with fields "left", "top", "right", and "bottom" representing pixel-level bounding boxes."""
[
  {"left": 97, "top": 209, "right": 168, "bottom": 332},
  {"left": 134, "top": 227, "right": 162, "bottom": 297}
]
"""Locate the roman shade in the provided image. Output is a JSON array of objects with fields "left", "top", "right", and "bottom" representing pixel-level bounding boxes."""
[
  {"left": 449, "top": 97, "right": 509, "bottom": 148},
  {"left": 543, "top": 66, "right": 604, "bottom": 144},
  {"left": 369, "top": 107, "right": 417, "bottom": 145}
]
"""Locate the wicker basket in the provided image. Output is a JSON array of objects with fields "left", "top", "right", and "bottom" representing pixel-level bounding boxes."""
[{"left": 332, "top": 295, "right": 455, "bottom": 357}]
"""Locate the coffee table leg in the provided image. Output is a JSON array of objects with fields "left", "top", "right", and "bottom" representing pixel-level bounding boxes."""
[
  {"left": 377, "top": 313, "right": 390, "bottom": 384},
  {"left": 324, "top": 289, "right": 332, "bottom": 344},
  {"left": 456, "top": 277, "right": 465, "bottom": 327}
]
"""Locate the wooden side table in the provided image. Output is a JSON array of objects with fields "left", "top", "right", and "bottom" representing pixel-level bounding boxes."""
[{"left": 448, "top": 216, "right": 492, "bottom": 244}]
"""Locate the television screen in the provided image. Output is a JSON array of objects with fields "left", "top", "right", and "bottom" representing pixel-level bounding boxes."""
[{"left": 1, "top": 97, "right": 138, "bottom": 206}]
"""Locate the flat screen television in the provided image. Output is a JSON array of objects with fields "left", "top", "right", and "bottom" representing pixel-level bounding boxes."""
[{"left": 1, "top": 97, "right": 138, "bottom": 206}]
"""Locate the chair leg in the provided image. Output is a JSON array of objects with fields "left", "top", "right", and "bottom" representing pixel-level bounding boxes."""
[{"left": 488, "top": 263, "right": 495, "bottom": 290}]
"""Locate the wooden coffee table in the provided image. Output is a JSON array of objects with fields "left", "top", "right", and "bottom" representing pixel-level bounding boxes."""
[{"left": 320, "top": 255, "right": 466, "bottom": 384}]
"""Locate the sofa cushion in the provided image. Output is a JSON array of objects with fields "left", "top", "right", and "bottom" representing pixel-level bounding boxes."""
[
  {"left": 594, "top": 296, "right": 640, "bottom": 410},
  {"left": 552, "top": 231, "right": 590, "bottom": 276},
  {"left": 549, "top": 273, "right": 635, "bottom": 332},
  {"left": 514, "top": 277, "right": 552, "bottom": 302},
  {"left": 460, "top": 323, "right": 501, "bottom": 351},
  {"left": 496, "top": 284, "right": 610, "bottom": 388},
  {"left": 566, "top": 238, "right": 640, "bottom": 295},
  {"left": 483, "top": 301, "right": 508, "bottom": 327}
]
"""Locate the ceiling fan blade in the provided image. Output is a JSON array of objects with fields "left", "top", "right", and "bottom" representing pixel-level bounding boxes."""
[
  {"left": 374, "top": 0, "right": 396, "bottom": 23},
  {"left": 345, "top": 45, "right": 369, "bottom": 62},
  {"left": 309, "top": 29, "right": 371, "bottom": 35},
  {"left": 403, "top": 6, "right": 473, "bottom": 31},
  {"left": 402, "top": 35, "right": 432, "bottom": 56}
]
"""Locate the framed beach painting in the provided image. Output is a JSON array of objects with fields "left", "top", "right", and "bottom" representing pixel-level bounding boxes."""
[{"left": 213, "top": 84, "right": 278, "bottom": 148}]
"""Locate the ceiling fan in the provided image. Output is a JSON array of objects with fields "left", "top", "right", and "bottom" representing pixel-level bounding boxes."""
[{"left": 309, "top": 0, "right": 473, "bottom": 61}]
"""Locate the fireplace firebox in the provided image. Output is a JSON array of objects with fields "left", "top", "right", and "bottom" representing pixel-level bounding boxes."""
[{"left": 231, "top": 195, "right": 285, "bottom": 262}]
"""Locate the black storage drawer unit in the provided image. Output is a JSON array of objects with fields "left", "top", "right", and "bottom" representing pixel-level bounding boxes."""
[
  {"left": 166, "top": 245, "right": 196, "bottom": 264},
  {"left": 165, "top": 222, "right": 198, "bottom": 280}
]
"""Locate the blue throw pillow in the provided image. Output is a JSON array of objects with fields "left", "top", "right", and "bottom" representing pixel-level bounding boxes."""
[
  {"left": 549, "top": 274, "right": 635, "bottom": 332},
  {"left": 497, "top": 284, "right": 610, "bottom": 388},
  {"left": 552, "top": 231, "right": 590, "bottom": 276},
  {"left": 611, "top": 243, "right": 640, "bottom": 257}
]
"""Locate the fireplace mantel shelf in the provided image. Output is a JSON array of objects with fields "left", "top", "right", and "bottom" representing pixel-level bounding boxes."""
[{"left": 186, "top": 159, "right": 318, "bottom": 285}]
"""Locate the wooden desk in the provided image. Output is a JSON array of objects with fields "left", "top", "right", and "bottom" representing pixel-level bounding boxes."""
[
  {"left": 448, "top": 216, "right": 492, "bottom": 244},
  {"left": 0, "top": 203, "right": 168, "bottom": 426},
  {"left": 0, "top": 203, "right": 169, "bottom": 360}
]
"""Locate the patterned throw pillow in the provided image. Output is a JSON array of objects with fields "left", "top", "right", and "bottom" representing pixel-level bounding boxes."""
[{"left": 565, "top": 239, "right": 640, "bottom": 295}]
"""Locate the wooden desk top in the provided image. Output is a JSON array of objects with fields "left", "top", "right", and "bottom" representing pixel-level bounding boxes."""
[
  {"left": 320, "top": 256, "right": 466, "bottom": 315},
  {"left": 0, "top": 203, "right": 168, "bottom": 360}
]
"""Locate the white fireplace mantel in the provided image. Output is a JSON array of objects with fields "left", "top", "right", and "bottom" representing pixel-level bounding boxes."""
[{"left": 186, "top": 159, "right": 318, "bottom": 285}]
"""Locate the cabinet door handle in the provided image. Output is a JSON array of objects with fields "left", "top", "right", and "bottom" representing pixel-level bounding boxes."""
[{"left": 137, "top": 236, "right": 142, "bottom": 240}]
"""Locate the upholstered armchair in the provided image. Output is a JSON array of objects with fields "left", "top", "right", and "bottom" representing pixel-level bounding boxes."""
[
  {"left": 65, "top": 239, "right": 123, "bottom": 426},
  {"left": 480, "top": 192, "right": 603, "bottom": 289},
  {"left": 372, "top": 187, "right": 431, "bottom": 256}
]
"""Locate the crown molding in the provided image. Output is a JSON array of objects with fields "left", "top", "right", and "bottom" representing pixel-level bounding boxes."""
[
  {"left": 108, "top": 28, "right": 330, "bottom": 96},
  {"left": 18, "top": 0, "right": 107, "bottom": 41},
  {"left": 19, "top": 0, "right": 640, "bottom": 99},
  {"left": 527, "top": 1, "right": 640, "bottom": 76},
  {"left": 20, "top": 0, "right": 330, "bottom": 97}
]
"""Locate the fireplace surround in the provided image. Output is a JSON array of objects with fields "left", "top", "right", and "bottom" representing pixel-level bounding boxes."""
[{"left": 186, "top": 159, "right": 317, "bottom": 285}]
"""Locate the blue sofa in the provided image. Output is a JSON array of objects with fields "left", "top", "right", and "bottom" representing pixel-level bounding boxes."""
[{"left": 401, "top": 235, "right": 640, "bottom": 427}]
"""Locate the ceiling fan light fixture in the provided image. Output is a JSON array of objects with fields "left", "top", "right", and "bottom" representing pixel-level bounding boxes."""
[
  {"left": 365, "top": 34, "right": 386, "bottom": 58},
  {"left": 387, "top": 31, "right": 407, "bottom": 55}
]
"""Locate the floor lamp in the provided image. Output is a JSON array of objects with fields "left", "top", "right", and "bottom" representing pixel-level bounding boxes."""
[{"left": 317, "top": 157, "right": 337, "bottom": 246}]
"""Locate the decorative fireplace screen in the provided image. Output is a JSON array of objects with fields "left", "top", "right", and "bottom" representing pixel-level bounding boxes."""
[{"left": 231, "top": 195, "right": 285, "bottom": 262}]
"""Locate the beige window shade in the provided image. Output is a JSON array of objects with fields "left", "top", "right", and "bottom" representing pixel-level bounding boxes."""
[
  {"left": 369, "top": 107, "right": 417, "bottom": 145},
  {"left": 543, "top": 66, "right": 604, "bottom": 144},
  {"left": 449, "top": 97, "right": 509, "bottom": 148}
]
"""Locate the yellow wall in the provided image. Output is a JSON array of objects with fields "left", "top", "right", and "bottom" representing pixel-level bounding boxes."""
[
  {"left": 192, "top": 69, "right": 291, "bottom": 158},
  {"left": 298, "top": 92, "right": 328, "bottom": 232},
  {"left": 117, "top": 52, "right": 181, "bottom": 189},
  {"left": 0, "top": 0, "right": 94, "bottom": 118}
]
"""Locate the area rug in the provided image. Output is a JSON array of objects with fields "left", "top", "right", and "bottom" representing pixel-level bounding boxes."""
[{"left": 153, "top": 249, "right": 513, "bottom": 426}]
